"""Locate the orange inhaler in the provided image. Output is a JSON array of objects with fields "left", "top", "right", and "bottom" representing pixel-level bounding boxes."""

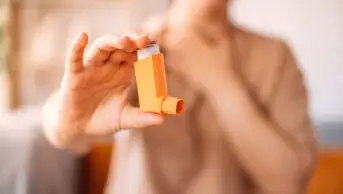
[{"left": 134, "top": 44, "right": 184, "bottom": 115}]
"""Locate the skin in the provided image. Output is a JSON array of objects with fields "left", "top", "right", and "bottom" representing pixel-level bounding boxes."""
[
  {"left": 42, "top": 0, "right": 317, "bottom": 193},
  {"left": 42, "top": 33, "right": 164, "bottom": 154}
]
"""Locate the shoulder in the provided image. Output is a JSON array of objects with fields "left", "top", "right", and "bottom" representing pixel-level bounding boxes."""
[
  {"left": 234, "top": 25, "right": 292, "bottom": 62},
  {"left": 233, "top": 25, "right": 299, "bottom": 104}
]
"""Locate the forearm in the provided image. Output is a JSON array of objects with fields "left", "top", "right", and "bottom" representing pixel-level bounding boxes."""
[
  {"left": 42, "top": 90, "right": 92, "bottom": 156},
  {"left": 204, "top": 76, "right": 312, "bottom": 192}
]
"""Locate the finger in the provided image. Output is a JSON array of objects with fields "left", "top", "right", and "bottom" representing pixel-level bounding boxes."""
[
  {"left": 131, "top": 30, "right": 157, "bottom": 45},
  {"left": 120, "top": 106, "right": 164, "bottom": 129},
  {"left": 135, "top": 33, "right": 152, "bottom": 49},
  {"left": 126, "top": 53, "right": 139, "bottom": 64},
  {"left": 105, "top": 50, "right": 131, "bottom": 66},
  {"left": 118, "top": 35, "right": 138, "bottom": 52},
  {"left": 84, "top": 35, "right": 118, "bottom": 67},
  {"left": 65, "top": 32, "right": 88, "bottom": 73},
  {"left": 84, "top": 35, "right": 137, "bottom": 67},
  {"left": 128, "top": 32, "right": 154, "bottom": 48}
]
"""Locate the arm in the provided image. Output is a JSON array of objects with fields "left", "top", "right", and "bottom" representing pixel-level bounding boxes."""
[{"left": 205, "top": 44, "right": 317, "bottom": 193}]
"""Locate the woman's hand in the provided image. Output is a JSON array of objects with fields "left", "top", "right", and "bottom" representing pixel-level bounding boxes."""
[{"left": 43, "top": 33, "right": 164, "bottom": 148}]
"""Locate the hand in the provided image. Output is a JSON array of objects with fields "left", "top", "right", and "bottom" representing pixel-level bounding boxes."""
[
  {"left": 141, "top": 0, "right": 238, "bottom": 91},
  {"left": 52, "top": 33, "right": 164, "bottom": 145}
]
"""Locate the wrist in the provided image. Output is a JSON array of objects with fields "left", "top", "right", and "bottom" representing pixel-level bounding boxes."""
[
  {"left": 56, "top": 125, "right": 92, "bottom": 155},
  {"left": 42, "top": 94, "right": 91, "bottom": 155}
]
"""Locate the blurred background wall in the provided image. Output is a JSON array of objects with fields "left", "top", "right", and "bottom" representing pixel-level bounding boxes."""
[{"left": 16, "top": 0, "right": 136, "bottom": 107}]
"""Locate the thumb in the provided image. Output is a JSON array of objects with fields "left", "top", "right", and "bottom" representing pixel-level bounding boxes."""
[{"left": 120, "top": 105, "right": 165, "bottom": 130}]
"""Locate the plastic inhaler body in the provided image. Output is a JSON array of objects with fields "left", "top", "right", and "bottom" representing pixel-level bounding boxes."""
[{"left": 134, "top": 44, "right": 184, "bottom": 115}]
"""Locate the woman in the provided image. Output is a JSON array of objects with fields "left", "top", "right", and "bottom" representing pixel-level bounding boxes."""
[{"left": 42, "top": 0, "right": 317, "bottom": 193}]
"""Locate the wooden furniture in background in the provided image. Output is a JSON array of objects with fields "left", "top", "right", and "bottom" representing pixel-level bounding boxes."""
[
  {"left": 307, "top": 148, "right": 343, "bottom": 194},
  {"left": 1, "top": 0, "right": 20, "bottom": 111},
  {"left": 84, "top": 147, "right": 343, "bottom": 194},
  {"left": 85, "top": 144, "right": 113, "bottom": 194}
]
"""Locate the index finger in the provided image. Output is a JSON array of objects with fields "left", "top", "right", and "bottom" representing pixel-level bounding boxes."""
[
  {"left": 93, "top": 35, "right": 137, "bottom": 52},
  {"left": 85, "top": 35, "right": 136, "bottom": 67},
  {"left": 130, "top": 33, "right": 154, "bottom": 49}
]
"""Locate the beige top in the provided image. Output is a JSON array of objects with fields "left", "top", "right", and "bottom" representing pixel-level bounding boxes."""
[{"left": 105, "top": 26, "right": 316, "bottom": 194}]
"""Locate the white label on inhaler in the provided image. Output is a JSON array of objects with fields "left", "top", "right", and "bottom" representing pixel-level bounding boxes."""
[{"left": 137, "top": 44, "right": 160, "bottom": 60}]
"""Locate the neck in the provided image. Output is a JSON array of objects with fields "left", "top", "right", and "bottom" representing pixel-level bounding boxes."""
[{"left": 170, "top": 0, "right": 229, "bottom": 22}]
